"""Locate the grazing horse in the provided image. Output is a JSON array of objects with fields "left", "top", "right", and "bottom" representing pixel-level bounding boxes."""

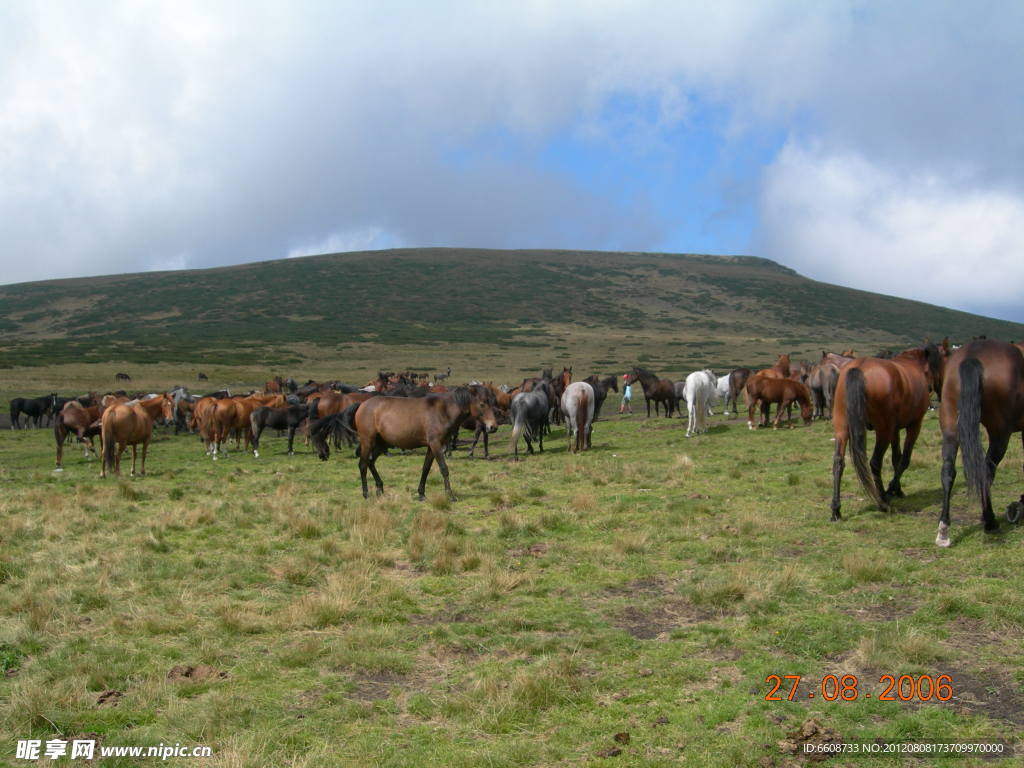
[
  {"left": 628, "top": 367, "right": 677, "bottom": 418},
  {"left": 936, "top": 340, "right": 1024, "bottom": 547},
  {"left": 197, "top": 371, "right": 209, "bottom": 381},
  {"left": 829, "top": 344, "right": 944, "bottom": 521},
  {"left": 510, "top": 378, "right": 554, "bottom": 458},
  {"left": 561, "top": 381, "right": 595, "bottom": 453},
  {"left": 100, "top": 394, "right": 174, "bottom": 477},
  {"left": 678, "top": 369, "right": 716, "bottom": 437},
  {"left": 114, "top": 372, "right": 132, "bottom": 382},
  {"left": 250, "top": 404, "right": 308, "bottom": 456},
  {"left": 54, "top": 401, "right": 104, "bottom": 469},
  {"left": 314, "top": 388, "right": 497, "bottom": 501},
  {"left": 582, "top": 374, "right": 618, "bottom": 420},
  {"left": 9, "top": 394, "right": 57, "bottom": 429},
  {"left": 746, "top": 377, "right": 813, "bottom": 430},
  {"left": 725, "top": 368, "right": 751, "bottom": 416}
]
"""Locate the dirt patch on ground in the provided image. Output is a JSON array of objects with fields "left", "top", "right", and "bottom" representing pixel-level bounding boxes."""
[
  {"left": 96, "top": 689, "right": 123, "bottom": 707},
  {"left": 613, "top": 597, "right": 715, "bottom": 639},
  {"left": 167, "top": 664, "right": 229, "bottom": 682},
  {"left": 348, "top": 671, "right": 407, "bottom": 702},
  {"left": 938, "top": 665, "right": 1024, "bottom": 726},
  {"left": 840, "top": 599, "right": 915, "bottom": 622}
]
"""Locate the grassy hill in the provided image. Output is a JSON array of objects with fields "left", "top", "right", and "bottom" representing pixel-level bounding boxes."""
[{"left": 1, "top": 248, "right": 1022, "bottom": 373}]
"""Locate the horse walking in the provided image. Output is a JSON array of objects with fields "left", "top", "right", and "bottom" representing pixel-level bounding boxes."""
[
  {"left": 100, "top": 394, "right": 174, "bottom": 477},
  {"left": 314, "top": 388, "right": 497, "bottom": 501},
  {"left": 936, "top": 340, "right": 1024, "bottom": 547},
  {"left": 829, "top": 345, "right": 944, "bottom": 521},
  {"left": 561, "top": 381, "right": 595, "bottom": 453},
  {"left": 627, "top": 367, "right": 676, "bottom": 418}
]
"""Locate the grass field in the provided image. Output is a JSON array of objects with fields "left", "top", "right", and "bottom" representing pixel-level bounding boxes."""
[{"left": 2, "top": 386, "right": 1023, "bottom": 766}]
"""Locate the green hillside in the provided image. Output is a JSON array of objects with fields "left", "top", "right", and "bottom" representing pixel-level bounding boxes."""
[{"left": 1, "top": 248, "right": 1021, "bottom": 370}]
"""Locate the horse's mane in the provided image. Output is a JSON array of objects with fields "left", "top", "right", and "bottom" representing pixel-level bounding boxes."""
[{"left": 449, "top": 387, "right": 472, "bottom": 409}]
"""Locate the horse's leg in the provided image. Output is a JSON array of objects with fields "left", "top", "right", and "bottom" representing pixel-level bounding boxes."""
[
  {"left": 287, "top": 425, "right": 296, "bottom": 455},
  {"left": 129, "top": 444, "right": 138, "bottom": 476},
  {"left": 417, "top": 451, "right": 435, "bottom": 500},
  {"left": 937, "top": 430, "right": 958, "bottom": 546},
  {"left": 55, "top": 423, "right": 65, "bottom": 469},
  {"left": 252, "top": 423, "right": 262, "bottom": 458},
  {"left": 886, "top": 426, "right": 908, "bottom": 498},
  {"left": 869, "top": 430, "right": 893, "bottom": 511},
  {"left": 115, "top": 444, "right": 125, "bottom": 476},
  {"left": 831, "top": 434, "right": 847, "bottom": 521},
  {"left": 431, "top": 442, "right": 457, "bottom": 502},
  {"left": 981, "top": 430, "right": 1012, "bottom": 533}
]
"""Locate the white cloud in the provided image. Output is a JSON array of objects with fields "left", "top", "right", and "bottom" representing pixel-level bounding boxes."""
[
  {"left": 757, "top": 142, "right": 1024, "bottom": 311},
  {"left": 286, "top": 227, "right": 404, "bottom": 260}
]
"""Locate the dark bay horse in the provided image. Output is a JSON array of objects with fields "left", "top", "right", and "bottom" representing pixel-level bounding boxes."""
[
  {"left": 746, "top": 377, "right": 813, "bottom": 429},
  {"left": 250, "top": 404, "right": 309, "bottom": 457},
  {"left": 318, "top": 388, "right": 497, "bottom": 501},
  {"left": 100, "top": 394, "right": 174, "bottom": 477},
  {"left": 829, "top": 344, "right": 944, "bottom": 521},
  {"left": 936, "top": 340, "right": 1024, "bottom": 547},
  {"left": 627, "top": 367, "right": 676, "bottom": 417},
  {"left": 10, "top": 394, "right": 57, "bottom": 429},
  {"left": 583, "top": 374, "right": 618, "bottom": 420}
]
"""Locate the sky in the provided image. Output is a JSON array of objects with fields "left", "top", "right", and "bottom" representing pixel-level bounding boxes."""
[{"left": 1, "top": 1, "right": 1022, "bottom": 322}]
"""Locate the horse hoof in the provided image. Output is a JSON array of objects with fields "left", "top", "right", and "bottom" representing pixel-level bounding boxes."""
[
  {"left": 54, "top": 468, "right": 63, "bottom": 472},
  {"left": 418, "top": 495, "right": 426, "bottom": 501},
  {"left": 253, "top": 450, "right": 259, "bottom": 458},
  {"left": 936, "top": 534, "right": 951, "bottom": 548}
]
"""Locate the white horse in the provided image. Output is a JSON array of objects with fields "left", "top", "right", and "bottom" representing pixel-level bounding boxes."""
[
  {"left": 560, "top": 381, "right": 595, "bottom": 453},
  {"left": 714, "top": 373, "right": 731, "bottom": 414},
  {"left": 681, "top": 369, "right": 716, "bottom": 437}
]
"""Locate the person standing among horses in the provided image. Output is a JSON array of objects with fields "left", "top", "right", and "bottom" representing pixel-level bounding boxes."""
[{"left": 619, "top": 374, "right": 633, "bottom": 415}]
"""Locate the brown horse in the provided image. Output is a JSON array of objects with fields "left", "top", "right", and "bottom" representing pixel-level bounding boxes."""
[
  {"left": 208, "top": 393, "right": 285, "bottom": 458},
  {"left": 100, "top": 394, "right": 174, "bottom": 477},
  {"left": 54, "top": 401, "right": 104, "bottom": 469},
  {"left": 746, "top": 378, "right": 813, "bottom": 429},
  {"left": 829, "top": 344, "right": 944, "bottom": 521},
  {"left": 315, "top": 388, "right": 498, "bottom": 501},
  {"left": 936, "top": 340, "right": 1024, "bottom": 546},
  {"left": 627, "top": 367, "right": 676, "bottom": 417},
  {"left": 726, "top": 368, "right": 752, "bottom": 415}
]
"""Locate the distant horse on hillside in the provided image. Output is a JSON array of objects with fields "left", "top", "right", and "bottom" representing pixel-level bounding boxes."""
[
  {"left": 627, "top": 367, "right": 676, "bottom": 418},
  {"left": 583, "top": 374, "right": 618, "bottom": 420},
  {"left": 10, "top": 394, "right": 57, "bottom": 429},
  {"left": 114, "top": 372, "right": 132, "bottom": 382},
  {"left": 100, "top": 394, "right": 174, "bottom": 477},
  {"left": 829, "top": 344, "right": 944, "bottom": 522},
  {"left": 936, "top": 339, "right": 1024, "bottom": 547},
  {"left": 561, "top": 381, "right": 595, "bottom": 453}
]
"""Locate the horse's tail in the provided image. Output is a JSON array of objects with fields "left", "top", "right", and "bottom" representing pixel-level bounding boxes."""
[
  {"left": 101, "top": 412, "right": 115, "bottom": 474},
  {"left": 957, "top": 358, "right": 988, "bottom": 504},
  {"left": 510, "top": 401, "right": 528, "bottom": 453},
  {"left": 845, "top": 368, "right": 885, "bottom": 508},
  {"left": 575, "top": 389, "right": 589, "bottom": 450}
]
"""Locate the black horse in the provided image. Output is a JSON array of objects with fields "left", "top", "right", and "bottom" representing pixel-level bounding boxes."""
[
  {"left": 250, "top": 404, "right": 309, "bottom": 457},
  {"left": 10, "top": 394, "right": 57, "bottom": 429},
  {"left": 583, "top": 374, "right": 618, "bottom": 420}
]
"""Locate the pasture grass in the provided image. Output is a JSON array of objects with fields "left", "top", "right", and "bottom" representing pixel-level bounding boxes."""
[{"left": 1, "top": 391, "right": 1023, "bottom": 766}]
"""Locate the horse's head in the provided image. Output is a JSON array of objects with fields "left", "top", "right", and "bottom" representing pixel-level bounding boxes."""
[
  {"left": 800, "top": 398, "right": 814, "bottom": 424},
  {"left": 471, "top": 398, "right": 499, "bottom": 434},
  {"left": 160, "top": 393, "right": 175, "bottom": 422}
]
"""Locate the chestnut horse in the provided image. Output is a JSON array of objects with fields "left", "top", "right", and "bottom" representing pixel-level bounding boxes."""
[
  {"left": 314, "top": 388, "right": 498, "bottom": 501},
  {"left": 936, "top": 340, "right": 1024, "bottom": 546},
  {"left": 726, "top": 368, "right": 751, "bottom": 415},
  {"left": 100, "top": 394, "right": 174, "bottom": 477},
  {"left": 829, "top": 344, "right": 944, "bottom": 521},
  {"left": 746, "top": 377, "right": 813, "bottom": 429},
  {"left": 627, "top": 367, "right": 677, "bottom": 418}
]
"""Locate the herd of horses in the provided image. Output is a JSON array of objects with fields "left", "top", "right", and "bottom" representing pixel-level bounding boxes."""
[{"left": 8, "top": 336, "right": 1024, "bottom": 546}]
